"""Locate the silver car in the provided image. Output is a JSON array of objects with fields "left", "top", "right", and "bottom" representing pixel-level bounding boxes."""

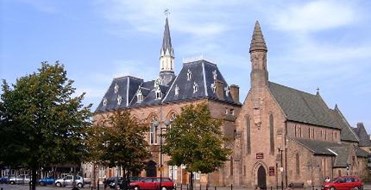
[
  {"left": 9, "top": 174, "right": 31, "bottom": 184},
  {"left": 54, "top": 175, "right": 84, "bottom": 188}
]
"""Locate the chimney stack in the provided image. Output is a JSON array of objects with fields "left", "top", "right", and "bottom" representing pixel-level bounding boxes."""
[
  {"left": 230, "top": 84, "right": 240, "bottom": 103},
  {"left": 215, "top": 80, "right": 224, "bottom": 100}
]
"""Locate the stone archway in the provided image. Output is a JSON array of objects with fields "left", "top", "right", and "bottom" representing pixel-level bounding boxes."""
[
  {"left": 257, "top": 165, "right": 267, "bottom": 189},
  {"left": 146, "top": 160, "right": 157, "bottom": 177}
]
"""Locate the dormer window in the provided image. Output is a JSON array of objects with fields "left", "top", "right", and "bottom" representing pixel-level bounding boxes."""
[
  {"left": 212, "top": 70, "right": 217, "bottom": 80},
  {"left": 187, "top": 69, "right": 192, "bottom": 81},
  {"left": 211, "top": 82, "right": 216, "bottom": 93},
  {"left": 225, "top": 86, "right": 230, "bottom": 97},
  {"left": 114, "top": 83, "right": 119, "bottom": 94},
  {"left": 193, "top": 82, "right": 198, "bottom": 93},
  {"left": 103, "top": 98, "right": 108, "bottom": 106},
  {"left": 155, "top": 87, "right": 162, "bottom": 99},
  {"left": 136, "top": 89, "right": 143, "bottom": 103},
  {"left": 175, "top": 85, "right": 180, "bottom": 96},
  {"left": 117, "top": 95, "right": 122, "bottom": 105}
]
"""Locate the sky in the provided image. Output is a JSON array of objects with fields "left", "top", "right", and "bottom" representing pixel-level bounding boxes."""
[{"left": 1, "top": 0, "right": 370, "bottom": 132}]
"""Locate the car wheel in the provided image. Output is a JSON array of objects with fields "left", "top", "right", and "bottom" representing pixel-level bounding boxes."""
[
  {"left": 134, "top": 186, "right": 140, "bottom": 190},
  {"left": 56, "top": 182, "right": 62, "bottom": 187},
  {"left": 330, "top": 187, "right": 336, "bottom": 190},
  {"left": 77, "top": 183, "right": 83, "bottom": 188},
  {"left": 40, "top": 182, "right": 45, "bottom": 186},
  {"left": 10, "top": 181, "right": 15, "bottom": 185},
  {"left": 161, "top": 186, "right": 168, "bottom": 190}
]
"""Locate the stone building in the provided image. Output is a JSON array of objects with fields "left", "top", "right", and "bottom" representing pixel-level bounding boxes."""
[{"left": 87, "top": 17, "right": 369, "bottom": 188}]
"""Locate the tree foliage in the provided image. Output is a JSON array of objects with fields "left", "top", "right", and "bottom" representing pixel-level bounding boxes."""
[
  {"left": 162, "top": 103, "right": 231, "bottom": 174},
  {"left": 0, "top": 62, "right": 92, "bottom": 190},
  {"left": 85, "top": 110, "right": 150, "bottom": 180}
]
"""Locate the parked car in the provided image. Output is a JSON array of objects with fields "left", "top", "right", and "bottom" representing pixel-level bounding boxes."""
[
  {"left": 322, "top": 176, "right": 363, "bottom": 190},
  {"left": 108, "top": 176, "right": 141, "bottom": 189},
  {"left": 54, "top": 175, "right": 84, "bottom": 188},
  {"left": 9, "top": 174, "right": 31, "bottom": 185},
  {"left": 0, "top": 176, "right": 10, "bottom": 184},
  {"left": 38, "top": 176, "right": 55, "bottom": 186},
  {"left": 129, "top": 177, "right": 175, "bottom": 190}
]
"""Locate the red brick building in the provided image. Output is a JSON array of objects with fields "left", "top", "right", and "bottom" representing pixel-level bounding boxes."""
[{"left": 85, "top": 18, "right": 369, "bottom": 188}]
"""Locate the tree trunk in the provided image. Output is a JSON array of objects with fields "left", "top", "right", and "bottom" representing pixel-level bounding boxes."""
[
  {"left": 31, "top": 167, "right": 37, "bottom": 190},
  {"left": 189, "top": 172, "right": 194, "bottom": 190}
]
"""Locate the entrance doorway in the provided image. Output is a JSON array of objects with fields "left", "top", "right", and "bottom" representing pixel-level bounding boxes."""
[
  {"left": 257, "top": 166, "right": 267, "bottom": 189},
  {"left": 146, "top": 160, "right": 157, "bottom": 177}
]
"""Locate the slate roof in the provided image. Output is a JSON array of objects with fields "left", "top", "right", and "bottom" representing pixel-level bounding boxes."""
[
  {"left": 330, "top": 106, "right": 359, "bottom": 142},
  {"left": 163, "top": 60, "right": 237, "bottom": 104},
  {"left": 95, "top": 59, "right": 240, "bottom": 113},
  {"left": 293, "top": 138, "right": 368, "bottom": 168},
  {"left": 353, "top": 123, "right": 371, "bottom": 147},
  {"left": 268, "top": 82, "right": 339, "bottom": 129}
]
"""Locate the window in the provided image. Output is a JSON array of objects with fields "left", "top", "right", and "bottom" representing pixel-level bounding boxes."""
[
  {"left": 211, "top": 82, "right": 216, "bottom": 93},
  {"left": 187, "top": 69, "right": 192, "bottom": 81},
  {"left": 174, "top": 85, "right": 179, "bottom": 96},
  {"left": 137, "top": 90, "right": 143, "bottom": 103},
  {"left": 246, "top": 116, "right": 251, "bottom": 154},
  {"left": 103, "top": 98, "right": 108, "bottom": 106},
  {"left": 296, "top": 153, "right": 300, "bottom": 175},
  {"left": 193, "top": 82, "right": 198, "bottom": 93},
  {"left": 117, "top": 95, "right": 122, "bottom": 105},
  {"left": 114, "top": 83, "right": 119, "bottom": 93},
  {"left": 230, "top": 157, "right": 233, "bottom": 176},
  {"left": 269, "top": 114, "right": 274, "bottom": 154},
  {"left": 155, "top": 87, "right": 162, "bottom": 99},
  {"left": 150, "top": 124, "right": 158, "bottom": 145},
  {"left": 169, "top": 166, "right": 177, "bottom": 180}
]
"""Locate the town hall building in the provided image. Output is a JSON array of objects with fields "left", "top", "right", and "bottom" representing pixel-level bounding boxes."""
[{"left": 87, "top": 17, "right": 369, "bottom": 189}]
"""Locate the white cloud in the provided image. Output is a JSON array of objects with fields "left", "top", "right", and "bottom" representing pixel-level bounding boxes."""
[{"left": 270, "top": 0, "right": 358, "bottom": 32}]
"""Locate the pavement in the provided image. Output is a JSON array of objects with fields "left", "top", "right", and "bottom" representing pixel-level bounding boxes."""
[{"left": 1, "top": 184, "right": 371, "bottom": 190}]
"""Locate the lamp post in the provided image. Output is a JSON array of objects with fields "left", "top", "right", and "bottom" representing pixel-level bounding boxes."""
[
  {"left": 153, "top": 119, "right": 171, "bottom": 190},
  {"left": 278, "top": 148, "right": 284, "bottom": 190}
]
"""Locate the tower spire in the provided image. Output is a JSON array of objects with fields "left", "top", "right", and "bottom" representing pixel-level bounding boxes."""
[
  {"left": 249, "top": 21, "right": 268, "bottom": 89},
  {"left": 249, "top": 21, "right": 267, "bottom": 53},
  {"left": 159, "top": 9, "right": 175, "bottom": 85}
]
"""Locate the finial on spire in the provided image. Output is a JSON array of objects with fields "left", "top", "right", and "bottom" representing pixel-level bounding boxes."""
[
  {"left": 249, "top": 20, "right": 267, "bottom": 53},
  {"left": 164, "top": 9, "right": 170, "bottom": 17},
  {"left": 316, "top": 87, "right": 320, "bottom": 95}
]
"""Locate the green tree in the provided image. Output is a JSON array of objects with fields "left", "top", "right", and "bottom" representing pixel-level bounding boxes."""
[
  {"left": 86, "top": 110, "right": 150, "bottom": 189},
  {"left": 0, "top": 62, "right": 92, "bottom": 190},
  {"left": 162, "top": 103, "right": 231, "bottom": 189}
]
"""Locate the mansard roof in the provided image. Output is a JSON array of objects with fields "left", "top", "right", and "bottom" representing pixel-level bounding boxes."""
[
  {"left": 268, "top": 82, "right": 338, "bottom": 129},
  {"left": 95, "top": 59, "right": 240, "bottom": 113},
  {"left": 163, "top": 59, "right": 238, "bottom": 104},
  {"left": 330, "top": 106, "right": 359, "bottom": 143},
  {"left": 353, "top": 122, "right": 371, "bottom": 147}
]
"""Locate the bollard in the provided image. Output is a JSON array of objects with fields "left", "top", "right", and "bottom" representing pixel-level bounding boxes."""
[
  {"left": 200, "top": 184, "right": 202, "bottom": 190},
  {"left": 230, "top": 184, "right": 233, "bottom": 190},
  {"left": 214, "top": 186, "right": 217, "bottom": 190}
]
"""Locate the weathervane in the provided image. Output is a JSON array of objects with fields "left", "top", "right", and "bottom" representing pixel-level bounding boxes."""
[{"left": 164, "top": 9, "right": 170, "bottom": 17}]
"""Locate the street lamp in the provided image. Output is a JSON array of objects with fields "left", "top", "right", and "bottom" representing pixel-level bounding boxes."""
[
  {"left": 153, "top": 119, "right": 172, "bottom": 190},
  {"left": 278, "top": 148, "right": 284, "bottom": 190}
]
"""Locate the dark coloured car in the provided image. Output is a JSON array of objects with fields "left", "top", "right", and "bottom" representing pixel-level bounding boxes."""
[
  {"left": 322, "top": 176, "right": 363, "bottom": 190},
  {"left": 38, "top": 176, "right": 55, "bottom": 186},
  {"left": 129, "top": 177, "right": 175, "bottom": 190},
  {"left": 0, "top": 176, "right": 9, "bottom": 184},
  {"left": 107, "top": 176, "right": 141, "bottom": 189}
]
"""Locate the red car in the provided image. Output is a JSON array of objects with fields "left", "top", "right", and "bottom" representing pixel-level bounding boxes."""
[
  {"left": 322, "top": 176, "right": 363, "bottom": 190},
  {"left": 129, "top": 177, "right": 175, "bottom": 190}
]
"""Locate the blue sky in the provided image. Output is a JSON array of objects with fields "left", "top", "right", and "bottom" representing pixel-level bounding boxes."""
[{"left": 1, "top": 0, "right": 370, "bottom": 132}]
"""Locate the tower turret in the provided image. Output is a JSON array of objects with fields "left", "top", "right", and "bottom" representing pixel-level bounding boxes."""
[
  {"left": 159, "top": 15, "right": 175, "bottom": 85},
  {"left": 250, "top": 21, "right": 268, "bottom": 89}
]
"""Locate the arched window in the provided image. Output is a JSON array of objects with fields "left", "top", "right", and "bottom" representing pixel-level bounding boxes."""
[
  {"left": 246, "top": 116, "right": 251, "bottom": 154},
  {"left": 269, "top": 114, "right": 274, "bottom": 155},
  {"left": 296, "top": 153, "right": 300, "bottom": 175},
  {"left": 150, "top": 124, "right": 157, "bottom": 145}
]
